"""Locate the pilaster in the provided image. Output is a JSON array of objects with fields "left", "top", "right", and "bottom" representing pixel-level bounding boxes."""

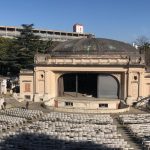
[
  {"left": 124, "top": 72, "right": 127, "bottom": 99},
  {"left": 139, "top": 72, "right": 144, "bottom": 97}
]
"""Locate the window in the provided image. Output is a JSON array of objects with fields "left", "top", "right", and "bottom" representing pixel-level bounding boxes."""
[
  {"left": 134, "top": 76, "right": 137, "bottom": 80},
  {"left": 41, "top": 74, "right": 44, "bottom": 78},
  {"left": 24, "top": 95, "right": 31, "bottom": 100},
  {"left": 24, "top": 83, "right": 30, "bottom": 92},
  {"left": 40, "top": 98, "right": 43, "bottom": 101},
  {"left": 65, "top": 102, "right": 73, "bottom": 106},
  {"left": 99, "top": 103, "right": 108, "bottom": 108}
]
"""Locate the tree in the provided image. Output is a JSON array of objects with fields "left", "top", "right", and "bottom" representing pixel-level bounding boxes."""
[
  {"left": 15, "top": 24, "right": 41, "bottom": 69},
  {"left": 135, "top": 36, "right": 150, "bottom": 66},
  {"left": 135, "top": 36, "right": 150, "bottom": 54},
  {"left": 136, "top": 36, "right": 149, "bottom": 46},
  {"left": 15, "top": 24, "right": 56, "bottom": 70},
  {"left": 0, "top": 24, "right": 57, "bottom": 76},
  {"left": 17, "top": 24, "right": 40, "bottom": 49},
  {"left": 0, "top": 37, "right": 17, "bottom": 75}
]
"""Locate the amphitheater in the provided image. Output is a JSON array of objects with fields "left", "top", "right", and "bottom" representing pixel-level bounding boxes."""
[
  {"left": 15, "top": 37, "right": 150, "bottom": 149},
  {"left": 0, "top": 98, "right": 149, "bottom": 150}
]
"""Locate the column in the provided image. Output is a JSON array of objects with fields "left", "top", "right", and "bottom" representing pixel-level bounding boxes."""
[
  {"left": 139, "top": 72, "right": 144, "bottom": 97},
  {"left": 15, "top": 27, "right": 16, "bottom": 36},
  {"left": 126, "top": 71, "right": 134, "bottom": 105},
  {"left": 124, "top": 72, "right": 127, "bottom": 99},
  {"left": 44, "top": 71, "right": 49, "bottom": 94},
  {"left": 6, "top": 27, "right": 7, "bottom": 36},
  {"left": 49, "top": 71, "right": 57, "bottom": 97},
  {"left": 75, "top": 74, "right": 78, "bottom": 97},
  {"left": 127, "top": 72, "right": 132, "bottom": 97},
  {"left": 33, "top": 71, "right": 35, "bottom": 94},
  {"left": 35, "top": 70, "right": 39, "bottom": 94},
  {"left": 33, "top": 70, "right": 40, "bottom": 102}
]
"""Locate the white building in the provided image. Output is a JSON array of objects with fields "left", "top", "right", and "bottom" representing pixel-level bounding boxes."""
[
  {"left": 0, "top": 77, "right": 7, "bottom": 94},
  {"left": 0, "top": 25, "right": 93, "bottom": 41},
  {"left": 73, "top": 24, "right": 84, "bottom": 33}
]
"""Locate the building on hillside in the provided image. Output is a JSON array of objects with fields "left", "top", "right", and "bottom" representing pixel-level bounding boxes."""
[
  {"left": 73, "top": 24, "right": 84, "bottom": 33},
  {"left": 19, "top": 37, "right": 150, "bottom": 112},
  {"left": 0, "top": 24, "right": 93, "bottom": 42}
]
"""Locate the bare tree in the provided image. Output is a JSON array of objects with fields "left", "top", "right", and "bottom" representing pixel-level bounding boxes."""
[
  {"left": 135, "top": 36, "right": 149, "bottom": 46},
  {"left": 135, "top": 36, "right": 150, "bottom": 66}
]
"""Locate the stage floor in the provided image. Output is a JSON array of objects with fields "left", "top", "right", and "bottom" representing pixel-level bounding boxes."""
[{"left": 58, "top": 92, "right": 120, "bottom": 102}]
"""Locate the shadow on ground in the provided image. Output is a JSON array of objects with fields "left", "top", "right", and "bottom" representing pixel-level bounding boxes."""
[{"left": 0, "top": 132, "right": 116, "bottom": 150}]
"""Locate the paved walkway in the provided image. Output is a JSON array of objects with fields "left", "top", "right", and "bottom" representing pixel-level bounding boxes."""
[{"left": 5, "top": 98, "right": 51, "bottom": 113}]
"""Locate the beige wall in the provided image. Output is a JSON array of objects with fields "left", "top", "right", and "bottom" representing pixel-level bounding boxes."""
[
  {"left": 143, "top": 73, "right": 150, "bottom": 97},
  {"left": 20, "top": 74, "right": 33, "bottom": 101},
  {"left": 48, "top": 106, "right": 130, "bottom": 113},
  {"left": 33, "top": 68, "right": 59, "bottom": 102},
  {"left": 20, "top": 65, "right": 150, "bottom": 106},
  {"left": 56, "top": 99, "right": 120, "bottom": 109}
]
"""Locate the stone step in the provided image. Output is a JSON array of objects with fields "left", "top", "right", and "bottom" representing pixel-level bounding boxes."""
[{"left": 113, "top": 117, "right": 143, "bottom": 150}]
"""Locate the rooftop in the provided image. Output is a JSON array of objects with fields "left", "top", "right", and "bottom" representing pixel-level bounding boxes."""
[{"left": 50, "top": 38, "right": 140, "bottom": 57}]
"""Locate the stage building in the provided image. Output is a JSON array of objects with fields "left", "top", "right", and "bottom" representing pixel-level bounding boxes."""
[{"left": 19, "top": 37, "right": 150, "bottom": 112}]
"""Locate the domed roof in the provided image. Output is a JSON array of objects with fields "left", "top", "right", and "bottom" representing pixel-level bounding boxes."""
[{"left": 50, "top": 38, "right": 139, "bottom": 56}]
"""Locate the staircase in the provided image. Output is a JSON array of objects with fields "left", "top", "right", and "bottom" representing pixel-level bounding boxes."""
[
  {"left": 134, "top": 96, "right": 150, "bottom": 108},
  {"left": 113, "top": 116, "right": 143, "bottom": 150}
]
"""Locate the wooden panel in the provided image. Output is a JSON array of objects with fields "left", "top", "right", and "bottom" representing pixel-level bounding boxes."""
[
  {"left": 55, "top": 100, "right": 58, "bottom": 107},
  {"left": 24, "top": 83, "right": 30, "bottom": 92}
]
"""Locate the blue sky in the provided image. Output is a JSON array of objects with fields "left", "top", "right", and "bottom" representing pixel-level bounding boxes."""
[{"left": 0, "top": 0, "right": 150, "bottom": 43}]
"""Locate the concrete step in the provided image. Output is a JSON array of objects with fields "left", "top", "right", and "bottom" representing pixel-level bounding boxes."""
[{"left": 113, "top": 117, "right": 143, "bottom": 150}]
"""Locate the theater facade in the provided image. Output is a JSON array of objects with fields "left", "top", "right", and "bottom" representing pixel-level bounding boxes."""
[{"left": 19, "top": 38, "right": 150, "bottom": 111}]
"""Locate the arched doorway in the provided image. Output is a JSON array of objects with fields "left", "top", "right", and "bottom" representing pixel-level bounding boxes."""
[{"left": 58, "top": 73, "right": 119, "bottom": 99}]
